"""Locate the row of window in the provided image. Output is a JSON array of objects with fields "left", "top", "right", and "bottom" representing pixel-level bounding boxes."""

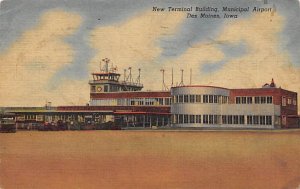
[
  {"left": 90, "top": 97, "right": 172, "bottom": 106},
  {"left": 17, "top": 115, "right": 75, "bottom": 122},
  {"left": 173, "top": 114, "right": 273, "bottom": 125},
  {"left": 91, "top": 84, "right": 140, "bottom": 93},
  {"left": 235, "top": 96, "right": 273, "bottom": 104},
  {"left": 282, "top": 96, "right": 297, "bottom": 106},
  {"left": 245, "top": 115, "right": 272, "bottom": 125},
  {"left": 173, "top": 95, "right": 229, "bottom": 104}
]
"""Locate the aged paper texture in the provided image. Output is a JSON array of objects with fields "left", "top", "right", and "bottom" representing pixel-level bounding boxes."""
[{"left": 0, "top": 0, "right": 300, "bottom": 188}]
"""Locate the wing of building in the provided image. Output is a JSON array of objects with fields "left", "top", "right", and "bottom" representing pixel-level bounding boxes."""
[{"left": 171, "top": 81, "right": 299, "bottom": 129}]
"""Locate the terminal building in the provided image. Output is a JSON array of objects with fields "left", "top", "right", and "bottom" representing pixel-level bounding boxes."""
[
  {"left": 171, "top": 79, "right": 298, "bottom": 129},
  {"left": 1, "top": 59, "right": 299, "bottom": 130}
]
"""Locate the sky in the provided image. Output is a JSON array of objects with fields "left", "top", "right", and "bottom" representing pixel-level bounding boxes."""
[{"left": 0, "top": 0, "right": 299, "bottom": 107}]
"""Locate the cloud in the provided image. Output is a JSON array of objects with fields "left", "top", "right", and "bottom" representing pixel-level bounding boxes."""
[
  {"left": 0, "top": 9, "right": 86, "bottom": 106},
  {"left": 206, "top": 12, "right": 300, "bottom": 92},
  {"left": 89, "top": 11, "right": 185, "bottom": 74}
]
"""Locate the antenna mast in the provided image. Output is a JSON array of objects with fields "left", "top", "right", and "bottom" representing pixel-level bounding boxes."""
[
  {"left": 124, "top": 69, "right": 127, "bottom": 82},
  {"left": 136, "top": 68, "right": 141, "bottom": 84},
  {"left": 171, "top": 68, "right": 174, "bottom": 87},
  {"left": 99, "top": 61, "right": 102, "bottom": 72},
  {"left": 102, "top": 58, "right": 110, "bottom": 72},
  {"left": 128, "top": 67, "right": 132, "bottom": 83},
  {"left": 190, "top": 68, "right": 192, "bottom": 85},
  {"left": 179, "top": 69, "right": 184, "bottom": 86},
  {"left": 160, "top": 69, "right": 168, "bottom": 91}
]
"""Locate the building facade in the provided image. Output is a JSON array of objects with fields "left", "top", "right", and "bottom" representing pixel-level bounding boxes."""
[{"left": 171, "top": 82, "right": 298, "bottom": 129}]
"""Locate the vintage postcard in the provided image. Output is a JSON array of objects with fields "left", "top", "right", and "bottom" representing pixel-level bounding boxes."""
[{"left": 0, "top": 0, "right": 300, "bottom": 188}]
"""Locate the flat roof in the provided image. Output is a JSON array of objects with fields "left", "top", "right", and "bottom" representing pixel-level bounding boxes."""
[{"left": 171, "top": 85, "right": 229, "bottom": 90}]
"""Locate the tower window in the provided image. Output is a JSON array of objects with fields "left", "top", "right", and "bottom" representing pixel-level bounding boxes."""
[
  {"left": 91, "top": 86, "right": 96, "bottom": 92},
  {"left": 104, "top": 85, "right": 109, "bottom": 92}
]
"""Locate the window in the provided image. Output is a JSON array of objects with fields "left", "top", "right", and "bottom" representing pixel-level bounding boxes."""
[
  {"left": 247, "top": 115, "right": 253, "bottom": 124},
  {"left": 203, "top": 95, "right": 208, "bottom": 103},
  {"left": 287, "top": 98, "right": 292, "bottom": 105},
  {"left": 242, "top": 97, "right": 246, "bottom": 104},
  {"left": 266, "top": 116, "right": 272, "bottom": 125},
  {"left": 282, "top": 96, "right": 286, "bottom": 106},
  {"left": 217, "top": 96, "right": 221, "bottom": 104},
  {"left": 104, "top": 85, "right": 109, "bottom": 92},
  {"left": 293, "top": 99, "right": 297, "bottom": 106},
  {"left": 222, "top": 115, "right": 227, "bottom": 124},
  {"left": 131, "top": 100, "right": 135, "bottom": 106},
  {"left": 178, "top": 95, "right": 183, "bottom": 103},
  {"left": 261, "top": 97, "right": 266, "bottom": 104},
  {"left": 174, "top": 96, "right": 178, "bottom": 103},
  {"left": 253, "top": 116, "right": 259, "bottom": 124},
  {"left": 214, "top": 96, "right": 218, "bottom": 103},
  {"left": 165, "top": 98, "right": 171, "bottom": 105},
  {"left": 184, "top": 95, "right": 189, "bottom": 103},
  {"left": 255, "top": 97, "right": 260, "bottom": 104},
  {"left": 236, "top": 97, "right": 241, "bottom": 104},
  {"left": 239, "top": 116, "right": 245, "bottom": 124},
  {"left": 145, "top": 98, "right": 155, "bottom": 106},
  {"left": 222, "top": 96, "right": 228, "bottom": 104},
  {"left": 228, "top": 115, "right": 233, "bottom": 124},
  {"left": 282, "top": 116, "right": 286, "bottom": 126},
  {"left": 213, "top": 115, "right": 218, "bottom": 124},
  {"left": 267, "top": 96, "right": 273, "bottom": 104},
  {"left": 196, "top": 115, "right": 201, "bottom": 123},
  {"left": 209, "top": 95, "right": 213, "bottom": 103},
  {"left": 155, "top": 98, "right": 163, "bottom": 105},
  {"left": 159, "top": 98, "right": 164, "bottom": 105},
  {"left": 91, "top": 86, "right": 96, "bottom": 92},
  {"left": 196, "top": 95, "right": 201, "bottom": 103},
  {"left": 178, "top": 114, "right": 183, "bottom": 124},
  {"left": 260, "top": 116, "right": 266, "bottom": 125},
  {"left": 190, "top": 95, "right": 195, "bottom": 103},
  {"left": 233, "top": 116, "right": 239, "bottom": 124},
  {"left": 184, "top": 115, "right": 189, "bottom": 123},
  {"left": 203, "top": 115, "right": 208, "bottom": 124},
  {"left": 209, "top": 115, "right": 213, "bottom": 124},
  {"left": 247, "top": 97, "right": 252, "bottom": 104},
  {"left": 190, "top": 115, "right": 195, "bottom": 123}
]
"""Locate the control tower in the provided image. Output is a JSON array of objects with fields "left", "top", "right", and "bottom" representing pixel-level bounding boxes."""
[{"left": 89, "top": 58, "right": 143, "bottom": 94}]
